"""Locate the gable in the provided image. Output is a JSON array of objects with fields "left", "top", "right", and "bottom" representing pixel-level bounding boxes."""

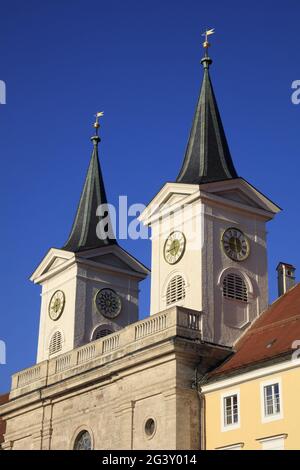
[
  {"left": 48, "top": 257, "right": 66, "bottom": 271},
  {"left": 163, "top": 193, "right": 190, "bottom": 207},
  {"left": 31, "top": 245, "right": 149, "bottom": 284},
  {"left": 30, "top": 248, "right": 75, "bottom": 283},
  {"left": 199, "top": 178, "right": 281, "bottom": 216},
  {"left": 90, "top": 253, "right": 135, "bottom": 272},
  {"left": 213, "top": 189, "right": 262, "bottom": 209},
  {"left": 139, "top": 182, "right": 200, "bottom": 226}
]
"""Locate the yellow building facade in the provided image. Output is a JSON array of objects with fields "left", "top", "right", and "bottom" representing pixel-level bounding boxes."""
[
  {"left": 202, "top": 283, "right": 300, "bottom": 450},
  {"left": 203, "top": 359, "right": 300, "bottom": 450}
]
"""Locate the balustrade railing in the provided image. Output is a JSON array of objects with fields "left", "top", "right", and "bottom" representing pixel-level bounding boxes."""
[
  {"left": 12, "top": 307, "right": 202, "bottom": 392},
  {"left": 17, "top": 365, "right": 41, "bottom": 387},
  {"left": 135, "top": 313, "right": 167, "bottom": 340},
  {"left": 77, "top": 344, "right": 96, "bottom": 364}
]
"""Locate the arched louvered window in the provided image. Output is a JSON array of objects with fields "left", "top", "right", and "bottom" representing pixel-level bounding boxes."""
[
  {"left": 92, "top": 326, "right": 113, "bottom": 341},
  {"left": 49, "top": 331, "right": 63, "bottom": 356},
  {"left": 223, "top": 273, "right": 248, "bottom": 302},
  {"left": 166, "top": 275, "right": 186, "bottom": 306}
]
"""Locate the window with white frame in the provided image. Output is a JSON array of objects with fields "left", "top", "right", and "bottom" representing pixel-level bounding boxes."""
[
  {"left": 222, "top": 273, "right": 248, "bottom": 302},
  {"left": 216, "top": 443, "right": 244, "bottom": 450},
  {"left": 223, "top": 393, "right": 239, "bottom": 428},
  {"left": 166, "top": 275, "right": 186, "bottom": 306},
  {"left": 263, "top": 383, "right": 280, "bottom": 417},
  {"left": 257, "top": 434, "right": 287, "bottom": 450}
]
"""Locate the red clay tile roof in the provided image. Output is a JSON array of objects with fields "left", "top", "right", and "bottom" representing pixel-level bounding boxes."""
[
  {"left": 208, "top": 283, "right": 300, "bottom": 380},
  {"left": 0, "top": 393, "right": 9, "bottom": 446}
]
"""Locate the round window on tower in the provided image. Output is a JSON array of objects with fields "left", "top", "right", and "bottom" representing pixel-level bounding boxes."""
[
  {"left": 144, "top": 417, "right": 156, "bottom": 439},
  {"left": 95, "top": 288, "right": 122, "bottom": 319}
]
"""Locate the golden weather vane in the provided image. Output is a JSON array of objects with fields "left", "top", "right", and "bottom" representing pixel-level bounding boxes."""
[
  {"left": 202, "top": 28, "right": 215, "bottom": 52},
  {"left": 93, "top": 111, "right": 104, "bottom": 135}
]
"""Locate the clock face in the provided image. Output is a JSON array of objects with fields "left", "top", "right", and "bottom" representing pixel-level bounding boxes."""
[
  {"left": 164, "top": 231, "right": 186, "bottom": 265},
  {"left": 222, "top": 227, "right": 250, "bottom": 262},
  {"left": 95, "top": 288, "right": 122, "bottom": 319},
  {"left": 49, "top": 290, "right": 65, "bottom": 321}
]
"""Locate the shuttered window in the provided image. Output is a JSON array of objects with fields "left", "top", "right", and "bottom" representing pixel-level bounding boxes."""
[
  {"left": 166, "top": 275, "right": 186, "bottom": 306},
  {"left": 93, "top": 327, "right": 113, "bottom": 340},
  {"left": 223, "top": 273, "right": 248, "bottom": 302},
  {"left": 49, "top": 331, "right": 62, "bottom": 356}
]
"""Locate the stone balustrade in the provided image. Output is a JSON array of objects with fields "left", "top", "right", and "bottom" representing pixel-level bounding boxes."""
[
  {"left": 17, "top": 365, "right": 41, "bottom": 388},
  {"left": 10, "top": 307, "right": 202, "bottom": 398},
  {"left": 135, "top": 312, "right": 168, "bottom": 340}
]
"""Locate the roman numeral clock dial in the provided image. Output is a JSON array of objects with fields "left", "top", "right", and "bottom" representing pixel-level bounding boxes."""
[
  {"left": 221, "top": 228, "right": 250, "bottom": 262},
  {"left": 164, "top": 231, "right": 186, "bottom": 265}
]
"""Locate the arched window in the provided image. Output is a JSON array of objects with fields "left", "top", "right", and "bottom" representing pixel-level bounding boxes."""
[
  {"left": 49, "top": 331, "right": 63, "bottom": 356},
  {"left": 92, "top": 325, "right": 113, "bottom": 341},
  {"left": 223, "top": 273, "right": 248, "bottom": 302},
  {"left": 166, "top": 275, "right": 186, "bottom": 306},
  {"left": 73, "top": 430, "right": 92, "bottom": 450}
]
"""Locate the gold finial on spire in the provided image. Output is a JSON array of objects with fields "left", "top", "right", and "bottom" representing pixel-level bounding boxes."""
[
  {"left": 93, "top": 111, "right": 104, "bottom": 135},
  {"left": 202, "top": 28, "right": 215, "bottom": 53}
]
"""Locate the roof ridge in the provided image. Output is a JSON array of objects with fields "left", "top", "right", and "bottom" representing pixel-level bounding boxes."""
[
  {"left": 208, "top": 351, "right": 292, "bottom": 381},
  {"left": 232, "top": 283, "right": 300, "bottom": 348},
  {"left": 207, "top": 285, "right": 300, "bottom": 381},
  {"left": 246, "top": 313, "right": 300, "bottom": 335}
]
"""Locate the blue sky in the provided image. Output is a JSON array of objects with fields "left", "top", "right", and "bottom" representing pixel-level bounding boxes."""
[{"left": 1, "top": 0, "right": 300, "bottom": 392}]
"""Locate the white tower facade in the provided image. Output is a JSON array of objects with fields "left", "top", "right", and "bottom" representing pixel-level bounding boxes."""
[
  {"left": 32, "top": 129, "right": 148, "bottom": 363},
  {"left": 141, "top": 179, "right": 279, "bottom": 346},
  {"left": 32, "top": 246, "right": 148, "bottom": 363},
  {"left": 140, "top": 54, "right": 280, "bottom": 346}
]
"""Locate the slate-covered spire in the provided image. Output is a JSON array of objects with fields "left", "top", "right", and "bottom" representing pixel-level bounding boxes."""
[
  {"left": 176, "top": 33, "right": 238, "bottom": 185},
  {"left": 62, "top": 114, "right": 117, "bottom": 252}
]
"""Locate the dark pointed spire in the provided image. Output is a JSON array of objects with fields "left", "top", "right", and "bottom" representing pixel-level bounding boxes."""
[
  {"left": 62, "top": 114, "right": 117, "bottom": 252},
  {"left": 176, "top": 33, "right": 238, "bottom": 185}
]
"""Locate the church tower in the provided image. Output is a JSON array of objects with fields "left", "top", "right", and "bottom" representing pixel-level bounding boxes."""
[
  {"left": 31, "top": 116, "right": 149, "bottom": 363},
  {"left": 140, "top": 34, "right": 281, "bottom": 346}
]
